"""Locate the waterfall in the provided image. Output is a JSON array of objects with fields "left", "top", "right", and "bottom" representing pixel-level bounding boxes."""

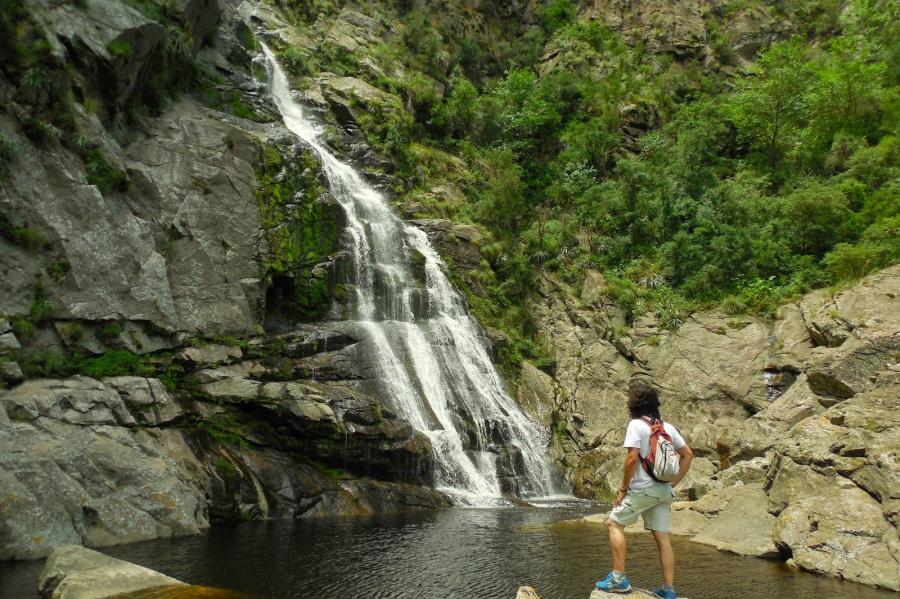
[{"left": 259, "top": 44, "right": 559, "bottom": 505}]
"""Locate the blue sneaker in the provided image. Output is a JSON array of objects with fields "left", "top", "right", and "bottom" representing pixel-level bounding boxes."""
[
  {"left": 652, "top": 588, "right": 677, "bottom": 599},
  {"left": 595, "top": 572, "right": 632, "bottom": 593}
]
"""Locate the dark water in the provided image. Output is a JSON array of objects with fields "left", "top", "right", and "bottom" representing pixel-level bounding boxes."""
[{"left": 2, "top": 504, "right": 895, "bottom": 599}]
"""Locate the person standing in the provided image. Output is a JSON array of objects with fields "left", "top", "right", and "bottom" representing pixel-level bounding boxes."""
[{"left": 595, "top": 380, "right": 694, "bottom": 599}]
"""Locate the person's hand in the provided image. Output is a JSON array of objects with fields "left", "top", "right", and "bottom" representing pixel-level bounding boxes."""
[{"left": 614, "top": 488, "right": 627, "bottom": 507}]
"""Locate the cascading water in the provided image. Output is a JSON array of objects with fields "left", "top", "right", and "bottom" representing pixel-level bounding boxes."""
[{"left": 259, "top": 43, "right": 560, "bottom": 505}]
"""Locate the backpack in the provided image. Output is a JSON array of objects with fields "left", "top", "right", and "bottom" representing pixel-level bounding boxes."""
[{"left": 640, "top": 416, "right": 680, "bottom": 482}]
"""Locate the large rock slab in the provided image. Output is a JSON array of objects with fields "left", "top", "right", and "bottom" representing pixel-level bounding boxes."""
[
  {"left": 126, "top": 101, "right": 265, "bottom": 336},
  {"left": 38, "top": 544, "right": 183, "bottom": 599},
  {"left": 0, "top": 415, "right": 208, "bottom": 559},
  {"left": 687, "top": 484, "right": 779, "bottom": 558}
]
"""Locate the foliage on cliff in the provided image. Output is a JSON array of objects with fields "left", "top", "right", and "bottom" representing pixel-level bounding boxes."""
[{"left": 281, "top": 0, "right": 898, "bottom": 339}]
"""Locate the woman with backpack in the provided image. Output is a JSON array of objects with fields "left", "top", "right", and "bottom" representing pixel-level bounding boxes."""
[{"left": 595, "top": 379, "right": 694, "bottom": 599}]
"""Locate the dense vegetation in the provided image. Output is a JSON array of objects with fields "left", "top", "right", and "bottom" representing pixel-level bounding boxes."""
[{"left": 277, "top": 0, "right": 898, "bottom": 364}]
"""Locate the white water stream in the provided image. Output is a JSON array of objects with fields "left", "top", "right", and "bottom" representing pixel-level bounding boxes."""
[{"left": 259, "top": 44, "right": 559, "bottom": 505}]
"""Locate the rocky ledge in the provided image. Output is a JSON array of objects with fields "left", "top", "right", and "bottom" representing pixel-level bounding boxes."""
[{"left": 0, "top": 325, "right": 450, "bottom": 561}]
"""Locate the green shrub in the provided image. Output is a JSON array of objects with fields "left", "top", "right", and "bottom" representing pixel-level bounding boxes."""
[
  {"left": 46, "top": 259, "right": 70, "bottom": 282},
  {"left": 19, "top": 66, "right": 49, "bottom": 92},
  {"left": 282, "top": 46, "right": 313, "bottom": 77},
  {"left": 0, "top": 214, "right": 49, "bottom": 249},
  {"left": 97, "top": 321, "right": 123, "bottom": 342},
  {"left": 11, "top": 317, "right": 35, "bottom": 339},
  {"left": 58, "top": 321, "right": 84, "bottom": 343},
  {"left": 22, "top": 118, "right": 60, "bottom": 144},
  {"left": 29, "top": 299, "right": 53, "bottom": 322},
  {"left": 0, "top": 133, "right": 18, "bottom": 168},
  {"left": 106, "top": 39, "right": 133, "bottom": 58},
  {"left": 84, "top": 150, "right": 127, "bottom": 193}
]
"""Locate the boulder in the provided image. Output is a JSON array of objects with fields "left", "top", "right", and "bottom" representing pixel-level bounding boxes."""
[
  {"left": 0, "top": 331, "right": 20, "bottom": 350},
  {"left": 762, "top": 384, "right": 900, "bottom": 589},
  {"left": 38, "top": 544, "right": 183, "bottom": 599},
  {"left": 198, "top": 377, "right": 262, "bottom": 401},
  {"left": 1, "top": 376, "right": 136, "bottom": 427},
  {"left": 102, "top": 377, "right": 183, "bottom": 425},
  {"left": 175, "top": 344, "right": 244, "bottom": 368},
  {"left": 516, "top": 587, "right": 542, "bottom": 599},
  {"left": 0, "top": 361, "right": 24, "bottom": 386},
  {"left": 688, "top": 484, "right": 779, "bottom": 558},
  {"left": 125, "top": 101, "right": 265, "bottom": 336},
  {"left": 30, "top": 0, "right": 164, "bottom": 106},
  {"left": 772, "top": 470, "right": 897, "bottom": 589},
  {"left": 411, "top": 219, "right": 487, "bottom": 273},
  {"left": 325, "top": 7, "right": 384, "bottom": 55},
  {"left": 170, "top": 0, "right": 221, "bottom": 54}
]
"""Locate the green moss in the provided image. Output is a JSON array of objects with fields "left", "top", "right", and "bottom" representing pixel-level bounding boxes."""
[
  {"left": 191, "top": 412, "right": 248, "bottom": 447},
  {"left": 215, "top": 457, "right": 239, "bottom": 482},
  {"left": 310, "top": 460, "right": 353, "bottom": 480},
  {"left": 29, "top": 299, "right": 54, "bottom": 322},
  {"left": 255, "top": 141, "right": 342, "bottom": 320},
  {"left": 17, "top": 349, "right": 155, "bottom": 379}
]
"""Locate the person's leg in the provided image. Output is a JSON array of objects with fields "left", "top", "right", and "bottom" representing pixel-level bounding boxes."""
[
  {"left": 651, "top": 530, "right": 675, "bottom": 587},
  {"left": 643, "top": 496, "right": 676, "bottom": 597},
  {"left": 607, "top": 519, "right": 628, "bottom": 573}
]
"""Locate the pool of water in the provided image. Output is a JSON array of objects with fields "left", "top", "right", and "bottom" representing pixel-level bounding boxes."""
[{"left": 2, "top": 503, "right": 895, "bottom": 599}]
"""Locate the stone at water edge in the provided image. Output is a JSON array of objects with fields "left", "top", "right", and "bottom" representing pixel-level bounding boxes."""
[
  {"left": 516, "top": 586, "right": 688, "bottom": 599},
  {"left": 39, "top": 544, "right": 184, "bottom": 599},
  {"left": 592, "top": 589, "right": 687, "bottom": 599},
  {"left": 37, "top": 545, "right": 252, "bottom": 599}
]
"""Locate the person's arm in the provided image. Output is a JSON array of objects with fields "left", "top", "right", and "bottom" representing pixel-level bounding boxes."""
[
  {"left": 671, "top": 444, "right": 694, "bottom": 486},
  {"left": 615, "top": 448, "right": 640, "bottom": 507}
]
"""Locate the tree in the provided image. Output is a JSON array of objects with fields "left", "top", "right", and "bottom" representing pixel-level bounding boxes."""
[
  {"left": 778, "top": 182, "right": 856, "bottom": 256},
  {"left": 473, "top": 148, "right": 526, "bottom": 231},
  {"left": 728, "top": 38, "right": 814, "bottom": 176}
]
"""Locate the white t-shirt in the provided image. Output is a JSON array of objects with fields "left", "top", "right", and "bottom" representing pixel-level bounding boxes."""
[{"left": 623, "top": 418, "right": 686, "bottom": 491}]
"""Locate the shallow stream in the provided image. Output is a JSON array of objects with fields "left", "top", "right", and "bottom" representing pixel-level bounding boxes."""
[{"left": 2, "top": 504, "right": 894, "bottom": 599}]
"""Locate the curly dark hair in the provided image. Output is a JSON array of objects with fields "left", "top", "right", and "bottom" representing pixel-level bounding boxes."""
[{"left": 628, "top": 379, "right": 661, "bottom": 420}]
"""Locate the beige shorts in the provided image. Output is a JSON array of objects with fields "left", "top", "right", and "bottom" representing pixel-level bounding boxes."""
[{"left": 608, "top": 487, "right": 675, "bottom": 532}]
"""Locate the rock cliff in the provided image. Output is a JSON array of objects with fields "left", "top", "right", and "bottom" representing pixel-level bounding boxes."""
[{"left": 531, "top": 265, "right": 900, "bottom": 590}]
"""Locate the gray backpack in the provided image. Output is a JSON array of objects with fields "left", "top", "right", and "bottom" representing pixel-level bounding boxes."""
[{"left": 640, "top": 417, "right": 680, "bottom": 482}]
